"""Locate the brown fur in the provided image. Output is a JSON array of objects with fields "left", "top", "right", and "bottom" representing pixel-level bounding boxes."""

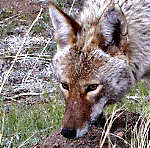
[{"left": 48, "top": 0, "right": 150, "bottom": 138}]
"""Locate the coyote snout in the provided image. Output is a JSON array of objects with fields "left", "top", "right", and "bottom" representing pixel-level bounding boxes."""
[
  {"left": 60, "top": 80, "right": 104, "bottom": 138},
  {"left": 48, "top": 0, "right": 150, "bottom": 138}
]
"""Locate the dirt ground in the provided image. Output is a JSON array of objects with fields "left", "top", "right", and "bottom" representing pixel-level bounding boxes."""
[
  {"left": 39, "top": 110, "right": 149, "bottom": 148},
  {"left": 0, "top": 0, "right": 41, "bottom": 12}
]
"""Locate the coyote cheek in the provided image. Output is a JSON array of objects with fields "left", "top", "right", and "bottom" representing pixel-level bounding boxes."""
[{"left": 61, "top": 93, "right": 93, "bottom": 139}]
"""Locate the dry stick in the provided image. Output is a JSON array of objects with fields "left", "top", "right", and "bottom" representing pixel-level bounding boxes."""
[
  {"left": 99, "top": 107, "right": 117, "bottom": 148},
  {"left": 110, "top": 132, "right": 130, "bottom": 146},
  {"left": 100, "top": 115, "right": 114, "bottom": 148},
  {"left": 3, "top": 12, "right": 22, "bottom": 22},
  {"left": 3, "top": 54, "right": 52, "bottom": 59},
  {"left": 18, "top": 131, "right": 38, "bottom": 148},
  {"left": 0, "top": 7, "right": 43, "bottom": 94},
  {"left": 69, "top": 0, "right": 76, "bottom": 15},
  {"left": 8, "top": 137, "right": 14, "bottom": 148},
  {"left": 5, "top": 92, "right": 43, "bottom": 100},
  {"left": 22, "top": 37, "right": 52, "bottom": 83},
  {"left": 0, "top": 110, "right": 5, "bottom": 144}
]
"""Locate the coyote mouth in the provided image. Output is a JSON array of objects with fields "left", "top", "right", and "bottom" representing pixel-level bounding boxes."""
[
  {"left": 61, "top": 124, "right": 89, "bottom": 139},
  {"left": 76, "top": 124, "right": 89, "bottom": 138}
]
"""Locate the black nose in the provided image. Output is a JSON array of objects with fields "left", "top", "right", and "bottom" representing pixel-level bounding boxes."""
[{"left": 61, "top": 128, "right": 76, "bottom": 139}]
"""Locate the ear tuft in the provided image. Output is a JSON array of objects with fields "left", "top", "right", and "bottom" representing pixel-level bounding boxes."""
[
  {"left": 100, "top": 6, "right": 127, "bottom": 48},
  {"left": 48, "top": 2, "right": 81, "bottom": 47}
]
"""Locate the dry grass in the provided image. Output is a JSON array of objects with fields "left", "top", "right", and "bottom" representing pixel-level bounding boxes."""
[{"left": 0, "top": 7, "right": 43, "bottom": 94}]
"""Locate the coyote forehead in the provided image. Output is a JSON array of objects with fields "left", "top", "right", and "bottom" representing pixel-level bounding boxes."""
[
  {"left": 54, "top": 46, "right": 106, "bottom": 79},
  {"left": 54, "top": 52, "right": 101, "bottom": 83},
  {"left": 53, "top": 26, "right": 126, "bottom": 82}
]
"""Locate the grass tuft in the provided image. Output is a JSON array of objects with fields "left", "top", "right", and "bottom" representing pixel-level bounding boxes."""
[{"left": 0, "top": 97, "right": 65, "bottom": 147}]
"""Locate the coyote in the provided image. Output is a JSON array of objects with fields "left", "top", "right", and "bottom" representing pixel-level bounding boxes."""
[{"left": 48, "top": 0, "right": 150, "bottom": 139}]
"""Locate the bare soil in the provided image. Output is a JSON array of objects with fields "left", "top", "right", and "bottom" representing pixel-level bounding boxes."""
[
  {"left": 0, "top": 0, "right": 41, "bottom": 13},
  {"left": 39, "top": 110, "right": 149, "bottom": 148}
]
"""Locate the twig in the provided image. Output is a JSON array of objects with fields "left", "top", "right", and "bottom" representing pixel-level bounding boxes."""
[
  {"left": 69, "top": 0, "right": 76, "bottom": 15},
  {"left": 126, "top": 95, "right": 141, "bottom": 101},
  {"left": 110, "top": 132, "right": 130, "bottom": 146},
  {"left": 99, "top": 107, "right": 116, "bottom": 148},
  {"left": 22, "top": 38, "right": 52, "bottom": 83},
  {"left": 18, "top": 131, "right": 38, "bottom": 148},
  {"left": 0, "top": 12, "right": 22, "bottom": 24},
  {"left": 4, "top": 54, "right": 52, "bottom": 58},
  {"left": 3, "top": 12, "right": 23, "bottom": 22},
  {"left": 4, "top": 92, "right": 43, "bottom": 100},
  {"left": 0, "top": 7, "right": 43, "bottom": 94},
  {"left": 8, "top": 136, "right": 14, "bottom": 148},
  {"left": 0, "top": 110, "right": 5, "bottom": 144}
]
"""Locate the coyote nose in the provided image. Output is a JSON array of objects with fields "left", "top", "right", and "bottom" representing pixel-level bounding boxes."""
[{"left": 61, "top": 128, "right": 76, "bottom": 139}]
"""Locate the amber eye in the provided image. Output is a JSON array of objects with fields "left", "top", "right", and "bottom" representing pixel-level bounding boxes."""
[
  {"left": 61, "top": 83, "right": 69, "bottom": 91},
  {"left": 86, "top": 84, "right": 99, "bottom": 93}
]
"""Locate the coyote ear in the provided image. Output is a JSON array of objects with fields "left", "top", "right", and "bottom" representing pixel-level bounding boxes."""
[
  {"left": 48, "top": 2, "right": 81, "bottom": 47},
  {"left": 100, "top": 7, "right": 127, "bottom": 48}
]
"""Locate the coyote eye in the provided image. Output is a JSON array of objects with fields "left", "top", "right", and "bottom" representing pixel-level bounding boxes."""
[
  {"left": 61, "top": 83, "right": 69, "bottom": 91},
  {"left": 86, "top": 84, "right": 99, "bottom": 93}
]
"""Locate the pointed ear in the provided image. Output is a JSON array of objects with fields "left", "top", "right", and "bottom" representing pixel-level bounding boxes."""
[
  {"left": 48, "top": 2, "right": 81, "bottom": 47},
  {"left": 100, "top": 6, "right": 127, "bottom": 48}
]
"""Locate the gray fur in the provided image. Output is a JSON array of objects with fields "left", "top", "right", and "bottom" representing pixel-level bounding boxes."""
[
  {"left": 81, "top": 0, "right": 150, "bottom": 79},
  {"left": 49, "top": 0, "right": 150, "bottom": 138}
]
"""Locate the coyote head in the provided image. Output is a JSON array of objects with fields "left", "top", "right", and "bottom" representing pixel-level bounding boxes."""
[{"left": 48, "top": 2, "right": 135, "bottom": 139}]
